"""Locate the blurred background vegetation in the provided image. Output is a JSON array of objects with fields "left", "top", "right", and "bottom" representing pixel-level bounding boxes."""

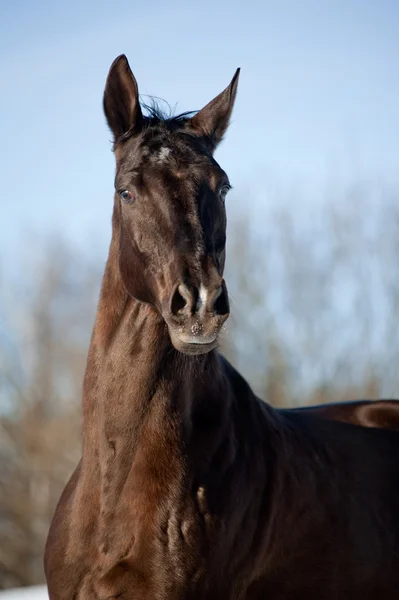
[{"left": 1, "top": 182, "right": 399, "bottom": 588}]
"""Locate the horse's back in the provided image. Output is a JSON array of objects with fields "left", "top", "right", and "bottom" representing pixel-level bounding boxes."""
[
  {"left": 285, "top": 399, "right": 399, "bottom": 431},
  {"left": 254, "top": 410, "right": 399, "bottom": 599}
]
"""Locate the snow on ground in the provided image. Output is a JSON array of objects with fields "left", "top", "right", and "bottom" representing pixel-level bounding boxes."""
[{"left": 0, "top": 586, "right": 48, "bottom": 599}]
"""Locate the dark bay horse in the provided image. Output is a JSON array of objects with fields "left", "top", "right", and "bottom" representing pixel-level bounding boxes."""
[{"left": 44, "top": 55, "right": 399, "bottom": 599}]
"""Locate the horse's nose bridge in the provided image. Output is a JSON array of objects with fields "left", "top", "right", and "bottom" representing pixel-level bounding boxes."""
[
  {"left": 197, "top": 284, "right": 210, "bottom": 311},
  {"left": 193, "top": 259, "right": 227, "bottom": 313}
]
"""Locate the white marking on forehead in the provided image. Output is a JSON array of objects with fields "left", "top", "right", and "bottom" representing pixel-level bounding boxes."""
[{"left": 156, "top": 146, "right": 171, "bottom": 163}]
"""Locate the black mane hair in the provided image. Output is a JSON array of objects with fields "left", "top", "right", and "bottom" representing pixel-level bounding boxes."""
[{"left": 114, "top": 98, "right": 198, "bottom": 149}]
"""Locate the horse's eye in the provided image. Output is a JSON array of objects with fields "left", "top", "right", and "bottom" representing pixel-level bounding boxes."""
[
  {"left": 220, "top": 185, "right": 230, "bottom": 203},
  {"left": 119, "top": 189, "right": 135, "bottom": 204}
]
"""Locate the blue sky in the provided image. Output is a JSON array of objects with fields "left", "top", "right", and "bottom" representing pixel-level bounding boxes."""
[{"left": 1, "top": 0, "right": 399, "bottom": 266}]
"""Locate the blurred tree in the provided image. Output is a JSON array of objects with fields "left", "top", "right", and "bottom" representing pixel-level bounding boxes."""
[{"left": 0, "top": 240, "right": 99, "bottom": 588}]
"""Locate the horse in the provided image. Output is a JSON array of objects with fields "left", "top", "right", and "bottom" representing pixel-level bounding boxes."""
[{"left": 44, "top": 54, "right": 399, "bottom": 599}]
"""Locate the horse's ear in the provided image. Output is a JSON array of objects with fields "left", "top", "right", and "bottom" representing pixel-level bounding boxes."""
[
  {"left": 189, "top": 68, "right": 240, "bottom": 152},
  {"left": 103, "top": 54, "right": 143, "bottom": 143}
]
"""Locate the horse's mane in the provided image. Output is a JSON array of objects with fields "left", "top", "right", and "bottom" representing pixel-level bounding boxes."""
[
  {"left": 140, "top": 96, "right": 197, "bottom": 127},
  {"left": 114, "top": 97, "right": 197, "bottom": 148}
]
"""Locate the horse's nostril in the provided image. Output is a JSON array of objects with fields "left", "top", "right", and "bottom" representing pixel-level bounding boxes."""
[
  {"left": 171, "top": 286, "right": 187, "bottom": 315},
  {"left": 213, "top": 284, "right": 229, "bottom": 316},
  {"left": 171, "top": 284, "right": 197, "bottom": 316},
  {"left": 171, "top": 283, "right": 227, "bottom": 318}
]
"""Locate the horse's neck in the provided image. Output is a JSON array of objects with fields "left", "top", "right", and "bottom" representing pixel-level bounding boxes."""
[
  {"left": 79, "top": 224, "right": 233, "bottom": 559},
  {"left": 81, "top": 218, "right": 229, "bottom": 468}
]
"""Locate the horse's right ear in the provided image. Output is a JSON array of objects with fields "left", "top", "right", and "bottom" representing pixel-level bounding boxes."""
[{"left": 103, "top": 55, "right": 143, "bottom": 143}]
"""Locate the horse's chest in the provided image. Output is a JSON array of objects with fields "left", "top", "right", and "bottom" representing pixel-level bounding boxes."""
[
  {"left": 94, "top": 483, "right": 213, "bottom": 600},
  {"left": 93, "top": 422, "right": 215, "bottom": 594}
]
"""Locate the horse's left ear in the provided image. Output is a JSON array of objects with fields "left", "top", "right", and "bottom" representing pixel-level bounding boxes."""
[{"left": 189, "top": 68, "right": 240, "bottom": 152}]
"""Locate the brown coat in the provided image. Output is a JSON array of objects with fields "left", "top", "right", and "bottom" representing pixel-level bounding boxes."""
[{"left": 45, "top": 55, "right": 399, "bottom": 600}]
